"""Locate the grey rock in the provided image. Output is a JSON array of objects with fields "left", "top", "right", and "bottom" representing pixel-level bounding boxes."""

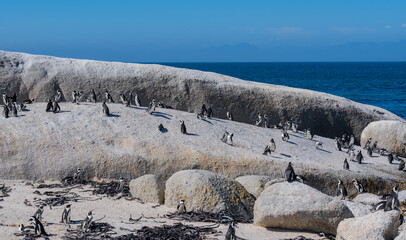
[
  {"left": 254, "top": 182, "right": 353, "bottom": 234},
  {"left": 235, "top": 175, "right": 272, "bottom": 198},
  {"left": 129, "top": 174, "right": 164, "bottom": 204},
  {"left": 164, "top": 170, "right": 255, "bottom": 219},
  {"left": 0, "top": 50, "right": 403, "bottom": 143},
  {"left": 337, "top": 210, "right": 401, "bottom": 240},
  {"left": 361, "top": 120, "right": 406, "bottom": 157},
  {"left": 353, "top": 193, "right": 383, "bottom": 206},
  {"left": 342, "top": 200, "right": 372, "bottom": 217}
]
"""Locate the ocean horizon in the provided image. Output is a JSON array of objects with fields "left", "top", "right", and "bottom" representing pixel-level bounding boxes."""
[{"left": 157, "top": 62, "right": 406, "bottom": 119}]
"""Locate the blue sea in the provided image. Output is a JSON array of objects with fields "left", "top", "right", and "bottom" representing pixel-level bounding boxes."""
[{"left": 160, "top": 62, "right": 406, "bottom": 119}]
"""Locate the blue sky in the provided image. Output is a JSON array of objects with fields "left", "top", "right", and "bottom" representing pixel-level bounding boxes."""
[{"left": 0, "top": 0, "right": 405, "bottom": 62}]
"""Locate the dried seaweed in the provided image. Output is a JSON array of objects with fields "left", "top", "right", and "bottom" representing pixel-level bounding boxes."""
[
  {"left": 164, "top": 210, "right": 253, "bottom": 224},
  {"left": 90, "top": 181, "right": 131, "bottom": 198}
]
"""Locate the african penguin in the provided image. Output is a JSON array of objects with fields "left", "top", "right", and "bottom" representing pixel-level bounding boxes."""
[
  {"left": 225, "top": 222, "right": 237, "bottom": 240},
  {"left": 206, "top": 106, "right": 213, "bottom": 118},
  {"left": 81, "top": 211, "right": 93, "bottom": 232},
  {"left": 180, "top": 120, "right": 187, "bottom": 134},
  {"left": 352, "top": 179, "right": 364, "bottom": 193},
  {"left": 306, "top": 129, "right": 313, "bottom": 140},
  {"left": 34, "top": 205, "right": 44, "bottom": 222},
  {"left": 399, "top": 159, "right": 405, "bottom": 171},
  {"left": 336, "top": 180, "right": 348, "bottom": 200},
  {"left": 388, "top": 153, "right": 394, "bottom": 164},
  {"left": 284, "top": 162, "right": 296, "bottom": 182},
  {"left": 102, "top": 101, "right": 110, "bottom": 116},
  {"left": 61, "top": 204, "right": 71, "bottom": 224},
  {"left": 356, "top": 150, "right": 363, "bottom": 164},
  {"left": 30, "top": 216, "right": 48, "bottom": 236},
  {"left": 105, "top": 90, "right": 114, "bottom": 103},
  {"left": 134, "top": 94, "right": 141, "bottom": 107},
  {"left": 281, "top": 129, "right": 289, "bottom": 142},
  {"left": 177, "top": 199, "right": 186, "bottom": 214},
  {"left": 226, "top": 111, "right": 233, "bottom": 121},
  {"left": 3, "top": 105, "right": 9, "bottom": 118},
  {"left": 45, "top": 99, "right": 53, "bottom": 112},
  {"left": 89, "top": 89, "right": 97, "bottom": 103},
  {"left": 343, "top": 158, "right": 349, "bottom": 170}
]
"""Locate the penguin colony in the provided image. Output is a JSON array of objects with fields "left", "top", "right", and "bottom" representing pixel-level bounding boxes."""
[{"left": 2, "top": 89, "right": 405, "bottom": 239}]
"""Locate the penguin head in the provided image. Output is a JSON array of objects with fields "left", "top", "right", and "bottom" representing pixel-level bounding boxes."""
[
  {"left": 66, "top": 204, "right": 71, "bottom": 209},
  {"left": 88, "top": 211, "right": 93, "bottom": 216},
  {"left": 180, "top": 199, "right": 185, "bottom": 204},
  {"left": 393, "top": 185, "right": 399, "bottom": 194},
  {"left": 18, "top": 224, "right": 23, "bottom": 231},
  {"left": 29, "top": 216, "right": 36, "bottom": 223},
  {"left": 338, "top": 180, "right": 342, "bottom": 185}
]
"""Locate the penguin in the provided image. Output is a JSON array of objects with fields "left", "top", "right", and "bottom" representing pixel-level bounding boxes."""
[
  {"left": 81, "top": 211, "right": 93, "bottom": 232},
  {"left": 374, "top": 186, "right": 399, "bottom": 211},
  {"left": 352, "top": 179, "right": 364, "bottom": 193},
  {"left": 206, "top": 106, "right": 213, "bottom": 118},
  {"left": 363, "top": 138, "right": 372, "bottom": 149},
  {"left": 117, "top": 177, "right": 125, "bottom": 192},
  {"left": 61, "top": 204, "right": 71, "bottom": 224},
  {"left": 226, "top": 111, "right": 233, "bottom": 121},
  {"left": 71, "top": 91, "right": 77, "bottom": 103},
  {"left": 315, "top": 141, "right": 323, "bottom": 149},
  {"left": 263, "top": 145, "right": 272, "bottom": 156},
  {"left": 29, "top": 216, "right": 48, "bottom": 236},
  {"left": 356, "top": 150, "right": 363, "bottom": 164},
  {"left": 128, "top": 93, "right": 133, "bottom": 106},
  {"left": 371, "top": 141, "right": 378, "bottom": 153},
  {"left": 34, "top": 205, "right": 44, "bottom": 222},
  {"left": 196, "top": 113, "right": 205, "bottom": 120},
  {"left": 255, "top": 114, "right": 263, "bottom": 126},
  {"left": 105, "top": 90, "right": 114, "bottom": 103},
  {"left": 11, "top": 103, "right": 18, "bottom": 117},
  {"left": 180, "top": 120, "right": 187, "bottom": 134},
  {"left": 343, "top": 158, "right": 349, "bottom": 170},
  {"left": 335, "top": 138, "right": 342, "bottom": 151},
  {"left": 54, "top": 89, "right": 62, "bottom": 102},
  {"left": 23, "top": 99, "right": 35, "bottom": 104},
  {"left": 336, "top": 180, "right": 348, "bottom": 200},
  {"left": 119, "top": 92, "right": 127, "bottom": 104},
  {"left": 348, "top": 135, "right": 355, "bottom": 149},
  {"left": 399, "top": 159, "right": 405, "bottom": 171},
  {"left": 102, "top": 101, "right": 110, "bottom": 116},
  {"left": 284, "top": 162, "right": 295, "bottom": 182},
  {"left": 134, "top": 94, "right": 141, "bottom": 107},
  {"left": 77, "top": 91, "right": 83, "bottom": 103},
  {"left": 263, "top": 114, "right": 270, "bottom": 128},
  {"left": 281, "top": 129, "right": 289, "bottom": 142},
  {"left": 200, "top": 104, "right": 207, "bottom": 116},
  {"left": 177, "top": 199, "right": 186, "bottom": 214},
  {"left": 3, "top": 105, "right": 9, "bottom": 118},
  {"left": 263, "top": 139, "right": 276, "bottom": 155},
  {"left": 388, "top": 153, "right": 394, "bottom": 164},
  {"left": 291, "top": 123, "right": 298, "bottom": 133},
  {"left": 225, "top": 222, "right": 237, "bottom": 240},
  {"left": 306, "top": 129, "right": 313, "bottom": 140},
  {"left": 147, "top": 100, "right": 156, "bottom": 114},
  {"left": 367, "top": 147, "right": 373, "bottom": 157},
  {"left": 89, "top": 89, "right": 97, "bottom": 103},
  {"left": 62, "top": 168, "right": 82, "bottom": 185},
  {"left": 45, "top": 98, "right": 53, "bottom": 112},
  {"left": 17, "top": 102, "right": 26, "bottom": 112},
  {"left": 348, "top": 150, "right": 356, "bottom": 162},
  {"left": 2, "top": 93, "right": 9, "bottom": 105},
  {"left": 158, "top": 124, "right": 165, "bottom": 132},
  {"left": 52, "top": 100, "right": 60, "bottom": 113},
  {"left": 221, "top": 132, "right": 233, "bottom": 145}
]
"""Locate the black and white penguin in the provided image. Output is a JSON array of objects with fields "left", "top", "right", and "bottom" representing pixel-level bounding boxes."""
[
  {"left": 180, "top": 120, "right": 187, "bottom": 134},
  {"left": 335, "top": 138, "right": 342, "bottom": 151},
  {"left": 77, "top": 91, "right": 83, "bottom": 103},
  {"left": 356, "top": 150, "right": 363, "bottom": 164},
  {"left": 352, "top": 179, "right": 364, "bottom": 193},
  {"left": 388, "top": 153, "right": 394, "bottom": 164},
  {"left": 147, "top": 100, "right": 156, "bottom": 114},
  {"left": 158, "top": 124, "right": 165, "bottom": 132},
  {"left": 374, "top": 186, "right": 400, "bottom": 211},
  {"left": 18, "top": 224, "right": 35, "bottom": 235},
  {"left": 177, "top": 199, "right": 186, "bottom": 214},
  {"left": 371, "top": 141, "right": 378, "bottom": 153},
  {"left": 45, "top": 99, "right": 53, "bottom": 112},
  {"left": 281, "top": 129, "right": 290, "bottom": 142},
  {"left": 52, "top": 99, "right": 60, "bottom": 113},
  {"left": 117, "top": 177, "right": 125, "bottom": 192},
  {"left": 81, "top": 211, "right": 93, "bottom": 232},
  {"left": 3, "top": 105, "right": 9, "bottom": 118},
  {"left": 363, "top": 138, "right": 372, "bottom": 149},
  {"left": 226, "top": 111, "right": 233, "bottom": 121},
  {"left": 306, "top": 129, "right": 313, "bottom": 140},
  {"left": 263, "top": 138, "right": 276, "bottom": 155},
  {"left": 61, "top": 204, "right": 71, "bottom": 224},
  {"left": 11, "top": 92, "right": 17, "bottom": 103},
  {"left": 119, "top": 92, "right": 127, "bottom": 104},
  {"left": 367, "top": 147, "right": 373, "bottom": 157},
  {"left": 291, "top": 122, "right": 298, "bottom": 133},
  {"left": 29, "top": 216, "right": 48, "bottom": 236},
  {"left": 71, "top": 91, "right": 77, "bottom": 103},
  {"left": 23, "top": 99, "right": 35, "bottom": 104},
  {"left": 34, "top": 205, "right": 44, "bottom": 222},
  {"left": 134, "top": 94, "right": 141, "bottom": 107},
  {"left": 284, "top": 162, "right": 296, "bottom": 182},
  {"left": 11, "top": 102, "right": 18, "bottom": 117},
  {"left": 102, "top": 101, "right": 110, "bottom": 116},
  {"left": 89, "top": 89, "right": 97, "bottom": 103},
  {"left": 336, "top": 180, "right": 348, "bottom": 200},
  {"left": 2, "top": 93, "right": 9, "bottom": 105},
  {"left": 221, "top": 132, "right": 234, "bottom": 146},
  {"left": 105, "top": 90, "right": 114, "bottom": 103},
  {"left": 399, "top": 159, "right": 405, "bottom": 171},
  {"left": 255, "top": 114, "right": 263, "bottom": 126},
  {"left": 200, "top": 104, "right": 207, "bottom": 116},
  {"left": 315, "top": 141, "right": 323, "bottom": 150},
  {"left": 206, "top": 106, "right": 213, "bottom": 118},
  {"left": 225, "top": 222, "right": 237, "bottom": 240},
  {"left": 343, "top": 158, "right": 349, "bottom": 170}
]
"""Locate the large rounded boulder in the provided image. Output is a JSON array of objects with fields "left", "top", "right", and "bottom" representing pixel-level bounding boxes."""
[
  {"left": 361, "top": 120, "right": 406, "bottom": 157},
  {"left": 254, "top": 182, "right": 353, "bottom": 234},
  {"left": 129, "top": 174, "right": 164, "bottom": 204},
  {"left": 235, "top": 175, "right": 272, "bottom": 198},
  {"left": 164, "top": 170, "right": 255, "bottom": 219},
  {"left": 337, "top": 210, "right": 401, "bottom": 240}
]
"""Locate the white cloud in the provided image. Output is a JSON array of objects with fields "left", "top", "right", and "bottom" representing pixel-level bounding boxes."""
[
  {"left": 402, "top": 24, "right": 406, "bottom": 28},
  {"left": 385, "top": 25, "right": 392, "bottom": 29}
]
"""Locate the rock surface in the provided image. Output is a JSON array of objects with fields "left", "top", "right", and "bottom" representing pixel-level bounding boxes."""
[
  {"left": 235, "top": 175, "right": 272, "bottom": 198},
  {"left": 129, "top": 174, "right": 164, "bottom": 204},
  {"left": 343, "top": 200, "right": 372, "bottom": 217},
  {"left": 0, "top": 103, "right": 405, "bottom": 196},
  {"left": 164, "top": 170, "right": 255, "bottom": 219},
  {"left": 254, "top": 182, "right": 353, "bottom": 234},
  {"left": 361, "top": 120, "right": 406, "bottom": 157},
  {"left": 336, "top": 210, "right": 401, "bottom": 240},
  {"left": 353, "top": 193, "right": 383, "bottom": 206},
  {"left": 0, "top": 50, "right": 404, "bottom": 143},
  {"left": 395, "top": 224, "right": 406, "bottom": 240}
]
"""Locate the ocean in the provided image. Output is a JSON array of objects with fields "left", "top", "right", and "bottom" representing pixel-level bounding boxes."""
[{"left": 159, "top": 62, "right": 406, "bottom": 119}]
